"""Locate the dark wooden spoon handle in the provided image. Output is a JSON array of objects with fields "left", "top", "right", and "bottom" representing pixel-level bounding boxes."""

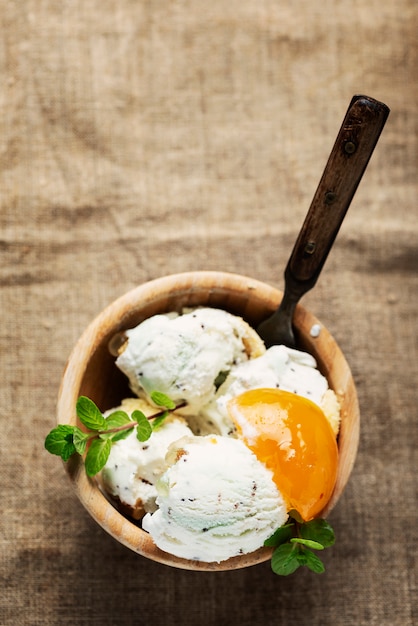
[{"left": 286, "top": 95, "right": 390, "bottom": 293}]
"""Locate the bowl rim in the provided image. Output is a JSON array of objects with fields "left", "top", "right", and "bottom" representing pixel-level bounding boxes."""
[{"left": 56, "top": 270, "right": 360, "bottom": 571}]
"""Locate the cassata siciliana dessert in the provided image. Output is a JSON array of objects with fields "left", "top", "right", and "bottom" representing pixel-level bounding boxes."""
[{"left": 100, "top": 307, "right": 340, "bottom": 563}]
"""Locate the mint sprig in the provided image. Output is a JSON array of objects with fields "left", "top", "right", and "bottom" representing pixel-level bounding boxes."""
[
  {"left": 45, "top": 393, "right": 184, "bottom": 477},
  {"left": 265, "top": 516, "right": 335, "bottom": 576},
  {"left": 150, "top": 390, "right": 176, "bottom": 410}
]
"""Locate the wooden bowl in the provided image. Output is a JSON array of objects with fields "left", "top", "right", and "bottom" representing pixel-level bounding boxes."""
[{"left": 57, "top": 271, "right": 360, "bottom": 571}]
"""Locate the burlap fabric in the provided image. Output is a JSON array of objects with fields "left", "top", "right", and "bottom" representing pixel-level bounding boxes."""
[{"left": 1, "top": 1, "right": 416, "bottom": 625}]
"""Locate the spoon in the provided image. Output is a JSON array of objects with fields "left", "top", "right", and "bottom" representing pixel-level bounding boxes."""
[{"left": 257, "top": 94, "right": 390, "bottom": 348}]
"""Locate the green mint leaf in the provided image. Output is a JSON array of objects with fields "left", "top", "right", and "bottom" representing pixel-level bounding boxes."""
[
  {"left": 73, "top": 427, "right": 89, "bottom": 455},
  {"left": 103, "top": 411, "right": 134, "bottom": 442},
  {"left": 132, "top": 409, "right": 148, "bottom": 424},
  {"left": 105, "top": 410, "right": 131, "bottom": 428},
  {"left": 97, "top": 432, "right": 114, "bottom": 440},
  {"left": 290, "top": 538, "right": 324, "bottom": 550},
  {"left": 109, "top": 428, "right": 134, "bottom": 443},
  {"left": 84, "top": 438, "right": 112, "bottom": 476},
  {"left": 264, "top": 523, "right": 294, "bottom": 547},
  {"left": 44, "top": 425, "right": 77, "bottom": 462},
  {"left": 150, "top": 391, "right": 176, "bottom": 410},
  {"left": 76, "top": 396, "right": 107, "bottom": 431},
  {"left": 136, "top": 423, "right": 153, "bottom": 442},
  {"left": 152, "top": 411, "right": 168, "bottom": 431},
  {"left": 300, "top": 518, "right": 335, "bottom": 548},
  {"left": 271, "top": 543, "right": 300, "bottom": 576},
  {"left": 295, "top": 546, "right": 308, "bottom": 565},
  {"left": 304, "top": 549, "right": 326, "bottom": 573},
  {"left": 133, "top": 410, "right": 152, "bottom": 442}
]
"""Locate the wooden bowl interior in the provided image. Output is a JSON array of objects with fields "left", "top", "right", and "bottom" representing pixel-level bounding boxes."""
[{"left": 57, "top": 271, "right": 359, "bottom": 571}]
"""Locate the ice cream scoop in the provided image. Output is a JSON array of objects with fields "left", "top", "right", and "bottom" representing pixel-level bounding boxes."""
[
  {"left": 142, "top": 435, "right": 288, "bottom": 562},
  {"left": 115, "top": 307, "right": 264, "bottom": 416},
  {"left": 100, "top": 398, "right": 193, "bottom": 519}
]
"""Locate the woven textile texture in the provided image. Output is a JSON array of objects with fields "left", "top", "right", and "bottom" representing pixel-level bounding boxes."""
[{"left": 1, "top": 1, "right": 416, "bottom": 625}]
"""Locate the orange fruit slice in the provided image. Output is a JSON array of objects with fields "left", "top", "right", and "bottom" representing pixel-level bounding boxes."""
[{"left": 227, "top": 388, "right": 338, "bottom": 521}]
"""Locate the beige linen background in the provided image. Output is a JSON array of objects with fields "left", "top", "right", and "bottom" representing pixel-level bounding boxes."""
[{"left": 1, "top": 1, "right": 416, "bottom": 625}]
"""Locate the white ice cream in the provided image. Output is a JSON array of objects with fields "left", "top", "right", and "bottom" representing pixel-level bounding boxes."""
[
  {"left": 116, "top": 308, "right": 257, "bottom": 416},
  {"left": 101, "top": 399, "right": 193, "bottom": 516},
  {"left": 142, "top": 435, "right": 288, "bottom": 563}
]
